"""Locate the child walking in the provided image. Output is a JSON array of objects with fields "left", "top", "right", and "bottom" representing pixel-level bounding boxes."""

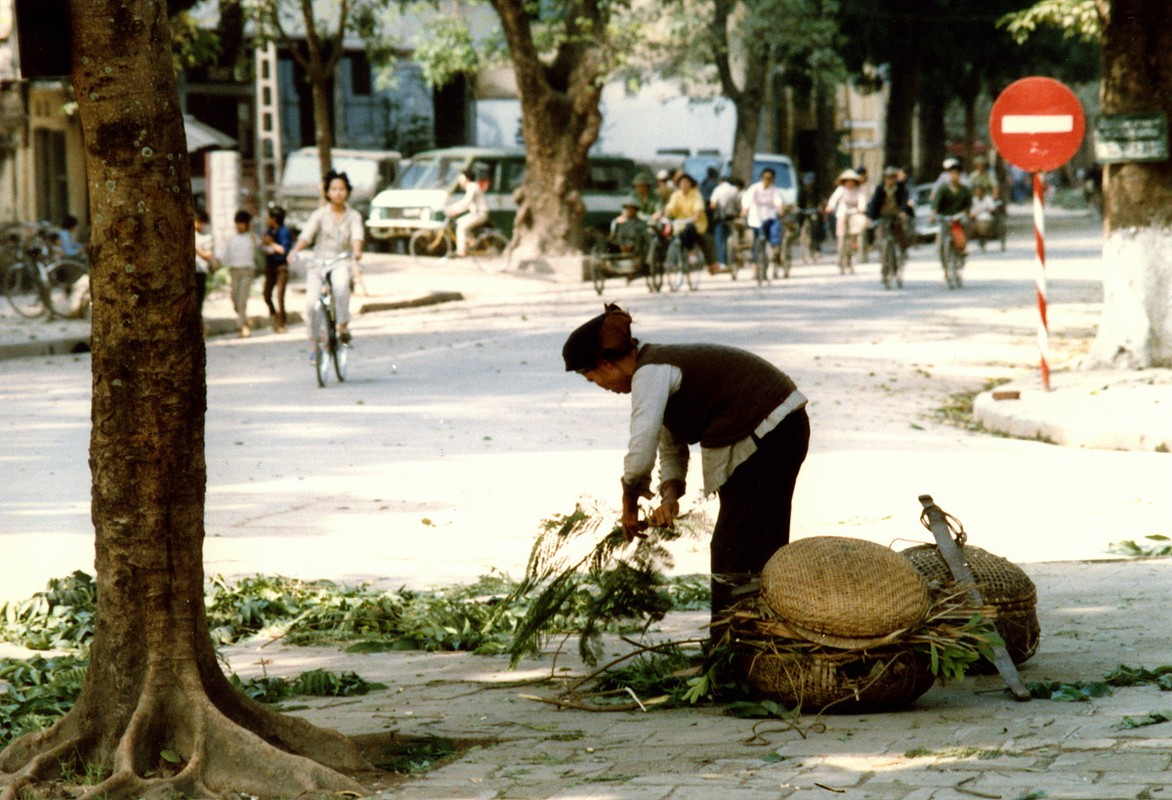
[{"left": 218, "top": 210, "right": 259, "bottom": 337}]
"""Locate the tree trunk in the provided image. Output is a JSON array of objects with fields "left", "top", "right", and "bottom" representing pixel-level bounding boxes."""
[
  {"left": 1086, "top": 0, "right": 1172, "bottom": 369},
  {"left": 883, "top": 53, "right": 920, "bottom": 171},
  {"left": 917, "top": 93, "right": 947, "bottom": 182},
  {"left": 0, "top": 2, "right": 367, "bottom": 797},
  {"left": 813, "top": 77, "right": 838, "bottom": 202},
  {"left": 311, "top": 70, "right": 335, "bottom": 176},
  {"left": 491, "top": 0, "right": 604, "bottom": 262}
]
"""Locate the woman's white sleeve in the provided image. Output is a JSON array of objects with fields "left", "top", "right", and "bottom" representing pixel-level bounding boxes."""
[{"left": 622, "top": 364, "right": 678, "bottom": 493}]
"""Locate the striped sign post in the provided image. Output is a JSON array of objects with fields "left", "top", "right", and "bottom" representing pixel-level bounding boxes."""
[{"left": 990, "top": 77, "right": 1086, "bottom": 392}]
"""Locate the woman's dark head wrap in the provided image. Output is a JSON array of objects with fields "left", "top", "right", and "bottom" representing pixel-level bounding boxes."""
[{"left": 562, "top": 303, "right": 637, "bottom": 372}]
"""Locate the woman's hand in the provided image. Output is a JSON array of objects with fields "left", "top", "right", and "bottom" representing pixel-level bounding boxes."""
[
  {"left": 621, "top": 507, "right": 644, "bottom": 541},
  {"left": 646, "top": 498, "right": 679, "bottom": 529}
]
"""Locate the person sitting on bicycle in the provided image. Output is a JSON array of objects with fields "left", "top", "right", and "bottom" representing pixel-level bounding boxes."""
[
  {"left": 824, "top": 169, "right": 868, "bottom": 267},
  {"left": 611, "top": 199, "right": 651, "bottom": 258},
  {"left": 445, "top": 169, "right": 489, "bottom": 258},
  {"left": 289, "top": 169, "right": 364, "bottom": 345},
  {"left": 708, "top": 174, "right": 742, "bottom": 272},
  {"left": 865, "top": 166, "right": 913, "bottom": 251},
  {"left": 630, "top": 173, "right": 663, "bottom": 220},
  {"left": 741, "top": 168, "right": 786, "bottom": 267},
  {"left": 930, "top": 159, "right": 973, "bottom": 267},
  {"left": 663, "top": 173, "right": 719, "bottom": 274}
]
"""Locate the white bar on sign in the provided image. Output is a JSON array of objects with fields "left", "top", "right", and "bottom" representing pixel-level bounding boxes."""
[{"left": 1001, "top": 115, "right": 1074, "bottom": 134}]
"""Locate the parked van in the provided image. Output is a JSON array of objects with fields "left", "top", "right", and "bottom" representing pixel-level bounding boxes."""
[
  {"left": 674, "top": 152, "right": 799, "bottom": 207},
  {"left": 275, "top": 147, "right": 401, "bottom": 233},
  {"left": 366, "top": 147, "right": 638, "bottom": 248}
]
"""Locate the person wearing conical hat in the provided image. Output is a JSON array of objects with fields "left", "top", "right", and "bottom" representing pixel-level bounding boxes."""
[
  {"left": 824, "top": 169, "right": 869, "bottom": 273},
  {"left": 562, "top": 304, "right": 810, "bottom": 624}
]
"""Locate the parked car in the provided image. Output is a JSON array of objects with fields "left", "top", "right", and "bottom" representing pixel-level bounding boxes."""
[
  {"left": 674, "top": 153, "right": 800, "bottom": 208},
  {"left": 366, "top": 147, "right": 638, "bottom": 249},
  {"left": 275, "top": 147, "right": 401, "bottom": 234},
  {"left": 912, "top": 183, "right": 938, "bottom": 243}
]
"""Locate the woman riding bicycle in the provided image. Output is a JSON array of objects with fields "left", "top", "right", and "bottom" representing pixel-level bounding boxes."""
[
  {"left": 663, "top": 173, "right": 719, "bottom": 274},
  {"left": 289, "top": 169, "right": 364, "bottom": 346},
  {"left": 824, "top": 169, "right": 868, "bottom": 273}
]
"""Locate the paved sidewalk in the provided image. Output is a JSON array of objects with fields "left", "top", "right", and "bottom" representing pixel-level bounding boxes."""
[{"left": 218, "top": 559, "right": 1172, "bottom": 800}]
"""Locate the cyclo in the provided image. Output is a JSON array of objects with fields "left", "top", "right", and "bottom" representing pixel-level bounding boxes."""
[{"left": 587, "top": 207, "right": 666, "bottom": 294}]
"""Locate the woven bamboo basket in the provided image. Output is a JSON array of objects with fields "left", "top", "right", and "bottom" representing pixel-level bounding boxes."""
[
  {"left": 760, "top": 537, "right": 931, "bottom": 648},
  {"left": 901, "top": 544, "right": 1040, "bottom": 665},
  {"left": 741, "top": 648, "right": 936, "bottom": 712}
]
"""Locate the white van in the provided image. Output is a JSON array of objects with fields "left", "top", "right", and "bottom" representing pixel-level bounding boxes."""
[
  {"left": 275, "top": 147, "right": 401, "bottom": 233},
  {"left": 366, "top": 147, "right": 638, "bottom": 249}
]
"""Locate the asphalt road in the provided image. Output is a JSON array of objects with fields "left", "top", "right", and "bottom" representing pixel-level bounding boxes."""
[{"left": 2, "top": 212, "right": 1169, "bottom": 606}]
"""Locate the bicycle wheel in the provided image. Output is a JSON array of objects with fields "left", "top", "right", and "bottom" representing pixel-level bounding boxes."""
[
  {"left": 473, "top": 231, "right": 509, "bottom": 258},
  {"left": 755, "top": 241, "right": 771, "bottom": 287},
  {"left": 780, "top": 235, "right": 793, "bottom": 278},
  {"left": 333, "top": 328, "right": 349, "bottom": 382},
  {"left": 311, "top": 300, "right": 332, "bottom": 387},
  {"left": 589, "top": 243, "right": 607, "bottom": 296},
  {"left": 723, "top": 230, "right": 739, "bottom": 281},
  {"left": 945, "top": 246, "right": 962, "bottom": 289},
  {"left": 409, "top": 229, "right": 449, "bottom": 258},
  {"left": 643, "top": 240, "right": 664, "bottom": 293},
  {"left": 3, "top": 261, "right": 46, "bottom": 318},
  {"left": 666, "top": 241, "right": 685, "bottom": 292},
  {"left": 881, "top": 239, "right": 895, "bottom": 289},
  {"left": 685, "top": 250, "right": 700, "bottom": 291},
  {"left": 45, "top": 259, "right": 88, "bottom": 318}
]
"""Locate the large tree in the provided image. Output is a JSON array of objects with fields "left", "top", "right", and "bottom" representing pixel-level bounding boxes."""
[
  {"left": 489, "top": 0, "right": 611, "bottom": 260},
  {"left": 0, "top": 1, "right": 370, "bottom": 797},
  {"left": 1010, "top": 0, "right": 1172, "bottom": 368},
  {"left": 250, "top": 0, "right": 389, "bottom": 176}
]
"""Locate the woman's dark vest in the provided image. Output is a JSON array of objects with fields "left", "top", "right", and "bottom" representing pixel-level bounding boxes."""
[{"left": 636, "top": 343, "right": 797, "bottom": 448}]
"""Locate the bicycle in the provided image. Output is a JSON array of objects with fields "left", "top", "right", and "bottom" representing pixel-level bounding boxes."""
[
  {"left": 664, "top": 221, "right": 702, "bottom": 292},
  {"left": 408, "top": 216, "right": 508, "bottom": 259},
  {"left": 2, "top": 224, "right": 89, "bottom": 320},
  {"left": 875, "top": 214, "right": 908, "bottom": 289},
  {"left": 938, "top": 213, "right": 968, "bottom": 289},
  {"left": 305, "top": 253, "right": 352, "bottom": 388},
  {"left": 749, "top": 224, "right": 780, "bottom": 287},
  {"left": 794, "top": 208, "right": 822, "bottom": 265},
  {"left": 837, "top": 212, "right": 868, "bottom": 275}
]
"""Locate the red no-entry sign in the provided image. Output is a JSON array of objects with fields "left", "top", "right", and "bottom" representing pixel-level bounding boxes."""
[{"left": 990, "top": 77, "right": 1086, "bottom": 173}]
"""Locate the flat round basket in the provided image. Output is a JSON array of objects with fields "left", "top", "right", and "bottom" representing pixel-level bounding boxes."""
[
  {"left": 741, "top": 648, "right": 935, "bottom": 712},
  {"left": 760, "top": 537, "right": 931, "bottom": 649},
  {"left": 901, "top": 544, "right": 1040, "bottom": 665}
]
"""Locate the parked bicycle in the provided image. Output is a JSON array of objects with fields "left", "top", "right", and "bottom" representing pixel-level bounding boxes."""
[
  {"left": 939, "top": 213, "right": 968, "bottom": 289},
  {"left": 874, "top": 214, "right": 908, "bottom": 289},
  {"left": 306, "top": 253, "right": 352, "bottom": 388},
  {"left": 2, "top": 223, "right": 89, "bottom": 319},
  {"left": 408, "top": 216, "right": 508, "bottom": 259}
]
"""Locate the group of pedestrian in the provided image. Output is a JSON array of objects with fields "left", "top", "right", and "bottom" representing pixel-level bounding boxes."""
[{"left": 193, "top": 168, "right": 364, "bottom": 349}]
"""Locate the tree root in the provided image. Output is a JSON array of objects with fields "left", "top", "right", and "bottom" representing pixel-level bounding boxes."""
[{"left": 0, "top": 675, "right": 367, "bottom": 800}]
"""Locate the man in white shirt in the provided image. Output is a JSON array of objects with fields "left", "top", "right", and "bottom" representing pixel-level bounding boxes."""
[
  {"left": 740, "top": 169, "right": 786, "bottom": 265},
  {"left": 445, "top": 170, "right": 489, "bottom": 258}
]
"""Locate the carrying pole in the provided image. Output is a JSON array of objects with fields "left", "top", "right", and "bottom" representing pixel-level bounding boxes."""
[{"left": 918, "top": 495, "right": 1031, "bottom": 702}]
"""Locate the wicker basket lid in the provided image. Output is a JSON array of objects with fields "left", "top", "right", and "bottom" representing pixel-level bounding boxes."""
[
  {"left": 901, "top": 544, "right": 1036, "bottom": 603},
  {"left": 760, "top": 536, "right": 931, "bottom": 649}
]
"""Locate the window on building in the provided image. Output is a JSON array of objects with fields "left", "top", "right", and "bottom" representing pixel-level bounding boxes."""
[
  {"left": 34, "top": 128, "right": 68, "bottom": 224},
  {"left": 350, "top": 56, "right": 372, "bottom": 96}
]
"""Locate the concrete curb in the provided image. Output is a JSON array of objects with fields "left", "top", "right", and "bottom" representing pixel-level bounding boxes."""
[
  {"left": 0, "top": 291, "right": 464, "bottom": 362},
  {"left": 973, "top": 368, "right": 1172, "bottom": 452}
]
